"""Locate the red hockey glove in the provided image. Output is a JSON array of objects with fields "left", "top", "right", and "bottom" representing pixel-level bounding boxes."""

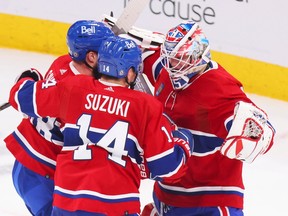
[{"left": 172, "top": 128, "right": 194, "bottom": 160}]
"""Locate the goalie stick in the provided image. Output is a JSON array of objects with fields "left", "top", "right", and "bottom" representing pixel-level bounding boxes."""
[{"left": 0, "top": 0, "right": 151, "bottom": 112}]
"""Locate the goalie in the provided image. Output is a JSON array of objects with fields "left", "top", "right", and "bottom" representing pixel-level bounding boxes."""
[
  {"left": 103, "top": 14, "right": 275, "bottom": 164},
  {"left": 103, "top": 16, "right": 276, "bottom": 216}
]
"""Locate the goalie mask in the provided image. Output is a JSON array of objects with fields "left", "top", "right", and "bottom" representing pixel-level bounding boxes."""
[{"left": 161, "top": 21, "right": 211, "bottom": 90}]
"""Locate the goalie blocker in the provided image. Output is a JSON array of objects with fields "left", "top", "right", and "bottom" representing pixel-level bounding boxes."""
[{"left": 220, "top": 101, "right": 275, "bottom": 163}]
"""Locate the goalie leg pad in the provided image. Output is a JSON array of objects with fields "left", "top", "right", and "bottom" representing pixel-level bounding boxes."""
[{"left": 220, "top": 101, "right": 275, "bottom": 163}]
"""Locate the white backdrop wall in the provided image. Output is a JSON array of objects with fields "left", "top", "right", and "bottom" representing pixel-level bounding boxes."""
[{"left": 0, "top": 0, "right": 287, "bottom": 67}]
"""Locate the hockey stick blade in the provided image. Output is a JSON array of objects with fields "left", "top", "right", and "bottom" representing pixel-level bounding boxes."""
[{"left": 0, "top": 102, "right": 11, "bottom": 111}]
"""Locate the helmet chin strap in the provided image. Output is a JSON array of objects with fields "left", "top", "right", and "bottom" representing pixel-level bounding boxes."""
[
  {"left": 125, "top": 74, "right": 138, "bottom": 90},
  {"left": 84, "top": 60, "right": 93, "bottom": 70},
  {"left": 84, "top": 61, "right": 101, "bottom": 79}
]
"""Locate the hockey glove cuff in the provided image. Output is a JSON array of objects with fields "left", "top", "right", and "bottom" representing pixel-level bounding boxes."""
[{"left": 172, "top": 128, "right": 194, "bottom": 160}]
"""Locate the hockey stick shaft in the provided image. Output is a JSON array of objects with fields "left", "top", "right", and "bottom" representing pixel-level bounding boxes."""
[
  {"left": 111, "top": 0, "right": 153, "bottom": 95},
  {"left": 134, "top": 73, "right": 153, "bottom": 95},
  {"left": 0, "top": 102, "right": 11, "bottom": 111}
]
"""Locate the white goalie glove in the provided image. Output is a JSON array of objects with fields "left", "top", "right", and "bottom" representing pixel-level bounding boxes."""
[{"left": 220, "top": 101, "right": 275, "bottom": 163}]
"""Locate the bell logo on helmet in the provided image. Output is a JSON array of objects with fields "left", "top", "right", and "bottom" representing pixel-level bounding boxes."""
[
  {"left": 125, "top": 40, "right": 136, "bottom": 49},
  {"left": 81, "top": 25, "right": 96, "bottom": 34}
]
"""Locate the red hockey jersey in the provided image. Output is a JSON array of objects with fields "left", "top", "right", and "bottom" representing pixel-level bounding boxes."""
[
  {"left": 4, "top": 54, "right": 74, "bottom": 179},
  {"left": 143, "top": 49, "right": 253, "bottom": 209},
  {"left": 9, "top": 75, "right": 189, "bottom": 215}
]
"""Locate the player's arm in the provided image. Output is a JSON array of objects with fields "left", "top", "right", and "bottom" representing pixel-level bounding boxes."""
[
  {"left": 220, "top": 101, "right": 275, "bottom": 163},
  {"left": 142, "top": 102, "right": 193, "bottom": 182}
]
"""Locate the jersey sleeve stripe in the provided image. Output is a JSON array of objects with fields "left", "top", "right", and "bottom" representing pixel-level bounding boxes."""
[
  {"left": 13, "top": 129, "right": 56, "bottom": 167},
  {"left": 146, "top": 148, "right": 174, "bottom": 162},
  {"left": 157, "top": 182, "right": 244, "bottom": 196},
  {"left": 16, "top": 80, "right": 40, "bottom": 118}
]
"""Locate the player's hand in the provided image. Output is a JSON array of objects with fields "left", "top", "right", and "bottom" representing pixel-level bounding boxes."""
[{"left": 15, "top": 68, "right": 43, "bottom": 83}]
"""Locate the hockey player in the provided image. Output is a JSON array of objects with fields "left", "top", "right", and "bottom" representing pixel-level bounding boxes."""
[
  {"left": 8, "top": 36, "right": 194, "bottom": 216},
  {"left": 4, "top": 20, "right": 114, "bottom": 215},
  {"left": 137, "top": 21, "right": 275, "bottom": 215}
]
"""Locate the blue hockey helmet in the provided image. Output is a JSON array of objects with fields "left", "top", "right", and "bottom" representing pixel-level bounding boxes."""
[
  {"left": 66, "top": 20, "right": 114, "bottom": 62},
  {"left": 98, "top": 36, "right": 142, "bottom": 78}
]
